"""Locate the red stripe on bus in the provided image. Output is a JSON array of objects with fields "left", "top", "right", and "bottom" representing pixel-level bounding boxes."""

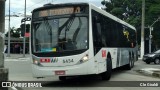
[{"left": 40, "top": 58, "right": 51, "bottom": 63}]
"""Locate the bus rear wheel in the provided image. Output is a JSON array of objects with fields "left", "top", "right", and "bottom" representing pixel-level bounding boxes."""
[
  {"left": 101, "top": 58, "right": 112, "bottom": 80},
  {"left": 126, "top": 54, "right": 134, "bottom": 70},
  {"left": 59, "top": 76, "right": 66, "bottom": 81}
]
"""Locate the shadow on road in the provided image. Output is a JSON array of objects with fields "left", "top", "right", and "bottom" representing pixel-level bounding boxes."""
[
  {"left": 43, "top": 67, "right": 129, "bottom": 87},
  {"left": 43, "top": 75, "right": 103, "bottom": 87}
]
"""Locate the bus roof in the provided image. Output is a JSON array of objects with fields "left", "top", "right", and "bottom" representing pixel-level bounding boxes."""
[
  {"left": 89, "top": 3, "right": 136, "bottom": 31},
  {"left": 32, "top": 3, "right": 89, "bottom": 12},
  {"left": 32, "top": 2, "right": 136, "bottom": 31}
]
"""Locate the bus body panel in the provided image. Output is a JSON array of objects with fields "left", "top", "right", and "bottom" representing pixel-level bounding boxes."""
[
  {"left": 31, "top": 56, "right": 96, "bottom": 77},
  {"left": 118, "top": 48, "right": 130, "bottom": 66},
  {"left": 94, "top": 47, "right": 137, "bottom": 74},
  {"left": 94, "top": 48, "right": 117, "bottom": 73},
  {"left": 32, "top": 50, "right": 90, "bottom": 67},
  {"left": 31, "top": 4, "right": 98, "bottom": 77},
  {"left": 30, "top": 3, "right": 138, "bottom": 78}
]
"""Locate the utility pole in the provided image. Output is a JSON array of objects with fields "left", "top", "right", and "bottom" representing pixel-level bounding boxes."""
[
  {"left": 148, "top": 17, "right": 160, "bottom": 53},
  {"left": 7, "top": 0, "right": 11, "bottom": 57},
  {"left": 23, "top": 0, "right": 26, "bottom": 57},
  {"left": 0, "top": 0, "right": 9, "bottom": 86},
  {"left": 149, "top": 27, "right": 153, "bottom": 53},
  {"left": 140, "top": 0, "right": 145, "bottom": 58}
]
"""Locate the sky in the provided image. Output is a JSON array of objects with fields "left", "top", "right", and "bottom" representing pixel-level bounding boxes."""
[{"left": 5, "top": 0, "right": 104, "bottom": 33}]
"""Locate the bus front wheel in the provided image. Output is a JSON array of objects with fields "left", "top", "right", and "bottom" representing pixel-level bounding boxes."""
[{"left": 101, "top": 58, "right": 112, "bottom": 80}]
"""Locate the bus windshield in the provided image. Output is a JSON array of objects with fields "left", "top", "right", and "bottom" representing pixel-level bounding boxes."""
[{"left": 32, "top": 16, "right": 88, "bottom": 53}]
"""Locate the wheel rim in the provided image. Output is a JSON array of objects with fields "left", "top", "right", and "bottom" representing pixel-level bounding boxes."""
[
  {"left": 155, "top": 59, "right": 160, "bottom": 64},
  {"left": 132, "top": 58, "right": 134, "bottom": 67},
  {"left": 130, "top": 59, "right": 132, "bottom": 67}
]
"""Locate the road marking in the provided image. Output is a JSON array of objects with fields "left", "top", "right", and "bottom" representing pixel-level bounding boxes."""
[
  {"left": 142, "top": 68, "right": 160, "bottom": 71},
  {"left": 5, "top": 59, "right": 29, "bottom": 61},
  {"left": 11, "top": 87, "right": 18, "bottom": 90},
  {"left": 5, "top": 58, "right": 30, "bottom": 61}
]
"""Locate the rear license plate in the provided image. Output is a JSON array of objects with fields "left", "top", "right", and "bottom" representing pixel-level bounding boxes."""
[{"left": 55, "top": 71, "right": 65, "bottom": 75}]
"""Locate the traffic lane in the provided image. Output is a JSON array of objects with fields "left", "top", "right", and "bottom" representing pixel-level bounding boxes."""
[
  {"left": 4, "top": 60, "right": 160, "bottom": 90},
  {"left": 4, "top": 59, "right": 31, "bottom": 74},
  {"left": 5, "top": 59, "right": 61, "bottom": 81},
  {"left": 11, "top": 68, "right": 160, "bottom": 89},
  {"left": 17, "top": 68, "right": 159, "bottom": 88},
  {"left": 28, "top": 64, "right": 159, "bottom": 88},
  {"left": 20, "top": 75, "right": 160, "bottom": 90},
  {"left": 40, "top": 69, "right": 160, "bottom": 87}
]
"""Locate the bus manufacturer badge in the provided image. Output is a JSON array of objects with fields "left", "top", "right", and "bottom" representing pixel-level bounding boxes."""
[
  {"left": 40, "top": 58, "right": 58, "bottom": 63},
  {"left": 102, "top": 50, "right": 106, "bottom": 58}
]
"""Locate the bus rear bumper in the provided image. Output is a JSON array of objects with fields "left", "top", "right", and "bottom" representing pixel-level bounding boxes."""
[{"left": 31, "top": 61, "right": 96, "bottom": 78}]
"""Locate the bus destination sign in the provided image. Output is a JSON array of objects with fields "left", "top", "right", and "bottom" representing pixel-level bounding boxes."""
[{"left": 39, "top": 7, "right": 81, "bottom": 17}]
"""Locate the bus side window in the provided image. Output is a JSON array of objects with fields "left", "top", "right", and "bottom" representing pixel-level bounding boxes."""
[
  {"left": 92, "top": 16, "right": 103, "bottom": 54},
  {"left": 92, "top": 17, "right": 98, "bottom": 48}
]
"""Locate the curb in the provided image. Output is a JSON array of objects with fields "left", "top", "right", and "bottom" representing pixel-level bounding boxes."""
[
  {"left": 10, "top": 87, "right": 18, "bottom": 90},
  {"left": 136, "top": 68, "right": 160, "bottom": 78},
  {"left": 152, "top": 71, "right": 160, "bottom": 77}
]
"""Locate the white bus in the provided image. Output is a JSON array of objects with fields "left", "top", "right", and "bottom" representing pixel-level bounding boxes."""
[{"left": 30, "top": 3, "right": 138, "bottom": 80}]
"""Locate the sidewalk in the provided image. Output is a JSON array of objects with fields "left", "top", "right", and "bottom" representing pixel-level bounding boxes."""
[{"left": 137, "top": 68, "right": 160, "bottom": 78}]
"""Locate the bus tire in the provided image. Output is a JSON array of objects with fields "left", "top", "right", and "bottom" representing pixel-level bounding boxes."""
[
  {"left": 131, "top": 59, "right": 134, "bottom": 68},
  {"left": 59, "top": 76, "right": 66, "bottom": 81},
  {"left": 131, "top": 52, "right": 135, "bottom": 68},
  {"left": 101, "top": 58, "right": 112, "bottom": 80},
  {"left": 126, "top": 54, "right": 132, "bottom": 70}
]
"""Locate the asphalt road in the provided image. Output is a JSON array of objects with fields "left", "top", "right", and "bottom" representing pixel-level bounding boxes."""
[{"left": 4, "top": 57, "right": 160, "bottom": 90}]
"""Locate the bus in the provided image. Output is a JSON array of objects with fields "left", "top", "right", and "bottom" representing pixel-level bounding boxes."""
[{"left": 30, "top": 3, "right": 138, "bottom": 80}]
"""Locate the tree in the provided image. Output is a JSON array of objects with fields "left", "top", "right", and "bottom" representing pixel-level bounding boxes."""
[
  {"left": 5, "top": 27, "right": 21, "bottom": 38},
  {"left": 101, "top": 0, "right": 141, "bottom": 44},
  {"left": 101, "top": 0, "right": 160, "bottom": 49}
]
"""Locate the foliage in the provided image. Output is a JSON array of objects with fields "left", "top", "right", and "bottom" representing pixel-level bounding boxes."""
[
  {"left": 5, "top": 27, "right": 21, "bottom": 38},
  {"left": 101, "top": 0, "right": 160, "bottom": 48},
  {"left": 5, "top": 23, "right": 30, "bottom": 38}
]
